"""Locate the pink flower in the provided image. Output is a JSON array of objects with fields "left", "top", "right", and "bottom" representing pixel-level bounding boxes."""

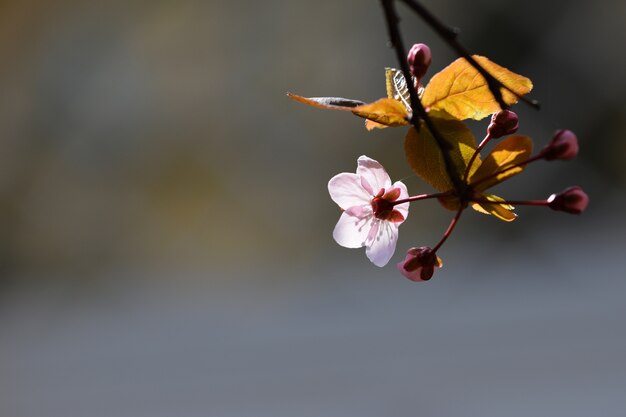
[{"left": 328, "top": 156, "right": 409, "bottom": 267}]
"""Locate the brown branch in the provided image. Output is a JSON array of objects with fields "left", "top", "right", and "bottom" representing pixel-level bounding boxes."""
[
  {"left": 380, "top": 0, "right": 466, "bottom": 193},
  {"left": 398, "top": 0, "right": 540, "bottom": 110}
]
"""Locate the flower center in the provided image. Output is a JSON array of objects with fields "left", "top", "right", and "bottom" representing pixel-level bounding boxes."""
[{"left": 371, "top": 188, "right": 404, "bottom": 222}]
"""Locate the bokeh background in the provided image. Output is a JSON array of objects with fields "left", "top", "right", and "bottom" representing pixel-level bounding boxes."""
[{"left": 1, "top": 1, "right": 625, "bottom": 416}]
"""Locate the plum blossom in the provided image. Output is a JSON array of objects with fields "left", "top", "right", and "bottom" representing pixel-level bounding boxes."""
[{"left": 328, "top": 156, "right": 409, "bottom": 267}]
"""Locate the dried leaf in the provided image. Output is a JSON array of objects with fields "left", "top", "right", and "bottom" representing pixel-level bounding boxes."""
[
  {"left": 422, "top": 56, "right": 533, "bottom": 121},
  {"left": 351, "top": 98, "right": 409, "bottom": 127},
  {"left": 470, "top": 135, "right": 533, "bottom": 191},
  {"left": 286, "top": 92, "right": 365, "bottom": 110},
  {"left": 288, "top": 93, "right": 408, "bottom": 129},
  {"left": 404, "top": 117, "right": 479, "bottom": 192},
  {"left": 385, "top": 68, "right": 413, "bottom": 112}
]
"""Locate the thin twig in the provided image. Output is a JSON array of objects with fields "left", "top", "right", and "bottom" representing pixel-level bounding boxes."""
[
  {"left": 470, "top": 197, "right": 548, "bottom": 206},
  {"left": 399, "top": 0, "right": 540, "bottom": 110},
  {"left": 393, "top": 190, "right": 453, "bottom": 206},
  {"left": 380, "top": 0, "right": 465, "bottom": 193},
  {"left": 463, "top": 133, "right": 491, "bottom": 182}
]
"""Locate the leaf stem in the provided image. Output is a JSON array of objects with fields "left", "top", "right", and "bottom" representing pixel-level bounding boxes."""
[
  {"left": 432, "top": 207, "right": 463, "bottom": 252},
  {"left": 470, "top": 197, "right": 549, "bottom": 206},
  {"left": 463, "top": 132, "right": 491, "bottom": 182},
  {"left": 393, "top": 190, "right": 453, "bottom": 206}
]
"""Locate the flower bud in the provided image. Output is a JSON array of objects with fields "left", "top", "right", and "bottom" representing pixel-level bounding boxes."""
[
  {"left": 397, "top": 246, "right": 442, "bottom": 282},
  {"left": 547, "top": 186, "right": 589, "bottom": 214},
  {"left": 542, "top": 129, "right": 579, "bottom": 161},
  {"left": 487, "top": 110, "right": 519, "bottom": 139},
  {"left": 407, "top": 43, "right": 432, "bottom": 81}
]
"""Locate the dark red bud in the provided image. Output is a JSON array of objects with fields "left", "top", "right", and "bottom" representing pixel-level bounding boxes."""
[
  {"left": 407, "top": 43, "right": 432, "bottom": 81},
  {"left": 397, "top": 246, "right": 442, "bottom": 282},
  {"left": 487, "top": 110, "right": 519, "bottom": 139},
  {"left": 542, "top": 129, "right": 579, "bottom": 161},
  {"left": 548, "top": 186, "right": 589, "bottom": 214}
]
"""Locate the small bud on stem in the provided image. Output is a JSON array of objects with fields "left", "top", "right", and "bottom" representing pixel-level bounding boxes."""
[
  {"left": 397, "top": 246, "right": 442, "bottom": 282},
  {"left": 487, "top": 110, "right": 519, "bottom": 139},
  {"left": 548, "top": 186, "right": 589, "bottom": 214},
  {"left": 407, "top": 43, "right": 432, "bottom": 82},
  {"left": 541, "top": 129, "right": 579, "bottom": 161}
]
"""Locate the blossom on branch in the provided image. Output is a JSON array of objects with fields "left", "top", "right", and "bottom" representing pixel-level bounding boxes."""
[
  {"left": 328, "top": 156, "right": 409, "bottom": 267},
  {"left": 290, "top": 29, "right": 586, "bottom": 280}
]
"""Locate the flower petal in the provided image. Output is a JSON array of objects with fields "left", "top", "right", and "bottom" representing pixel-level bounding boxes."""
[
  {"left": 365, "top": 221, "right": 399, "bottom": 267},
  {"left": 328, "top": 173, "right": 371, "bottom": 210},
  {"left": 332, "top": 211, "right": 372, "bottom": 248},
  {"left": 345, "top": 205, "right": 372, "bottom": 218},
  {"left": 391, "top": 180, "right": 410, "bottom": 221},
  {"left": 356, "top": 156, "right": 392, "bottom": 193}
]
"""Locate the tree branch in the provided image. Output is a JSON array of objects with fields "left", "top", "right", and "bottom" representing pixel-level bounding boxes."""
[
  {"left": 380, "top": 0, "right": 465, "bottom": 193},
  {"left": 398, "top": 0, "right": 540, "bottom": 110}
]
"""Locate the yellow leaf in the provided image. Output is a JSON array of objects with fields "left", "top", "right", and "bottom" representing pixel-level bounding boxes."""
[
  {"left": 351, "top": 98, "right": 410, "bottom": 127},
  {"left": 437, "top": 194, "right": 463, "bottom": 211},
  {"left": 286, "top": 92, "right": 366, "bottom": 110},
  {"left": 288, "top": 93, "right": 408, "bottom": 129},
  {"left": 364, "top": 119, "right": 389, "bottom": 130},
  {"left": 470, "top": 135, "right": 533, "bottom": 191},
  {"left": 471, "top": 194, "right": 517, "bottom": 222},
  {"left": 422, "top": 56, "right": 533, "bottom": 121},
  {"left": 404, "top": 117, "right": 479, "bottom": 192}
]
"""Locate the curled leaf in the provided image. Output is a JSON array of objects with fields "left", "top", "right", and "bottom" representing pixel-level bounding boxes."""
[
  {"left": 422, "top": 56, "right": 533, "bottom": 121},
  {"left": 288, "top": 93, "right": 408, "bottom": 129},
  {"left": 385, "top": 68, "right": 413, "bottom": 111},
  {"left": 286, "top": 92, "right": 366, "bottom": 110}
]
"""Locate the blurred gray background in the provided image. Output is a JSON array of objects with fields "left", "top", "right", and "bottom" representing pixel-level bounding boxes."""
[{"left": 1, "top": 1, "right": 625, "bottom": 416}]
